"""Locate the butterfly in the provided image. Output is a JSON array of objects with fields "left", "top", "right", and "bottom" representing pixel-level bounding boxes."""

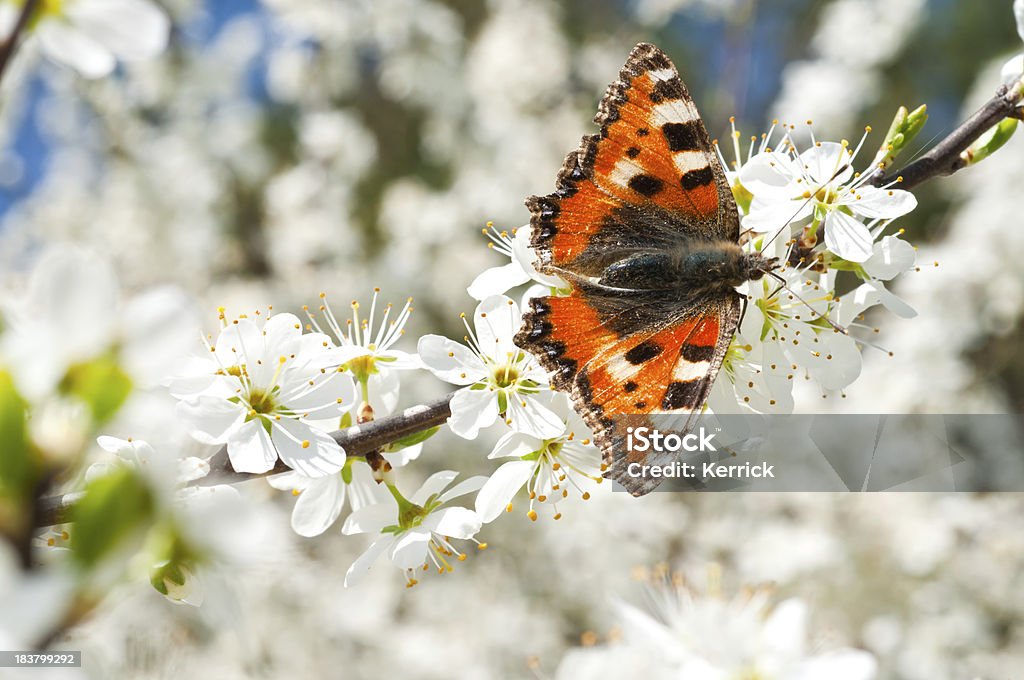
[{"left": 513, "top": 42, "right": 778, "bottom": 496}]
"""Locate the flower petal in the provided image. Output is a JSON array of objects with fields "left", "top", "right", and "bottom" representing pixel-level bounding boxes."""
[
  {"left": 225, "top": 420, "right": 278, "bottom": 474},
  {"left": 387, "top": 530, "right": 431, "bottom": 569},
  {"left": 743, "top": 197, "right": 812, "bottom": 233},
  {"left": 430, "top": 506, "right": 481, "bottom": 539},
  {"left": 290, "top": 474, "right": 346, "bottom": 537},
  {"left": 799, "top": 142, "right": 853, "bottom": 185},
  {"left": 862, "top": 235, "right": 916, "bottom": 281},
  {"left": 439, "top": 475, "right": 488, "bottom": 502},
  {"left": 847, "top": 186, "right": 917, "bottom": 220},
  {"left": 447, "top": 387, "right": 499, "bottom": 439},
  {"left": 36, "top": 20, "right": 115, "bottom": 78},
  {"left": 417, "top": 335, "right": 487, "bottom": 385},
  {"left": 475, "top": 460, "right": 534, "bottom": 523},
  {"left": 343, "top": 536, "right": 392, "bottom": 587},
  {"left": 342, "top": 500, "right": 397, "bottom": 535},
  {"left": 506, "top": 392, "right": 565, "bottom": 438},
  {"left": 737, "top": 151, "right": 800, "bottom": 198},
  {"left": 474, "top": 294, "right": 521, "bottom": 359},
  {"left": 468, "top": 262, "right": 531, "bottom": 301},
  {"left": 66, "top": 0, "right": 169, "bottom": 61},
  {"left": 175, "top": 396, "right": 244, "bottom": 445},
  {"left": 824, "top": 211, "right": 873, "bottom": 263},
  {"left": 270, "top": 419, "right": 346, "bottom": 477},
  {"left": 489, "top": 430, "right": 542, "bottom": 459},
  {"left": 411, "top": 470, "right": 459, "bottom": 505}
]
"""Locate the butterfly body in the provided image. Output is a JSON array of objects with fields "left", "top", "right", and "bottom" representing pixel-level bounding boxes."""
[{"left": 514, "top": 42, "right": 776, "bottom": 496}]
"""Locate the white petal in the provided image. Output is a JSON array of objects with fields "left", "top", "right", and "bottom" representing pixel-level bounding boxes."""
[
  {"left": 177, "top": 457, "right": 210, "bottom": 483},
  {"left": 862, "top": 235, "right": 916, "bottom": 281},
  {"left": 430, "top": 506, "right": 481, "bottom": 539},
  {"left": 261, "top": 313, "right": 304, "bottom": 354},
  {"left": 214, "top": 318, "right": 264, "bottom": 371},
  {"left": 175, "top": 397, "right": 244, "bottom": 445},
  {"left": 417, "top": 335, "right": 487, "bottom": 385},
  {"left": 342, "top": 500, "right": 397, "bottom": 535},
  {"left": 343, "top": 537, "right": 391, "bottom": 587},
  {"left": 847, "top": 186, "right": 917, "bottom": 220},
  {"left": 367, "top": 368, "right": 400, "bottom": 416},
  {"left": 489, "top": 430, "right": 542, "bottom": 459},
  {"left": 762, "top": 598, "right": 808, "bottom": 657},
  {"left": 799, "top": 142, "right": 853, "bottom": 185},
  {"left": 506, "top": 393, "right": 565, "bottom": 438},
  {"left": 1016, "top": 0, "right": 1024, "bottom": 43},
  {"left": 824, "top": 211, "right": 873, "bottom": 263},
  {"left": 737, "top": 151, "right": 801, "bottom": 198},
  {"left": 283, "top": 371, "right": 356, "bottom": 417},
  {"left": 742, "top": 198, "right": 811, "bottom": 233},
  {"left": 411, "top": 470, "right": 459, "bottom": 505},
  {"left": 290, "top": 474, "right": 346, "bottom": 537},
  {"left": 387, "top": 530, "right": 431, "bottom": 569},
  {"left": 467, "top": 263, "right": 530, "bottom": 301},
  {"left": 66, "top": 0, "right": 169, "bottom": 61},
  {"left": 863, "top": 280, "right": 917, "bottom": 319},
  {"left": 36, "top": 20, "right": 115, "bottom": 78},
  {"left": 345, "top": 463, "right": 391, "bottom": 511},
  {"left": 1001, "top": 54, "right": 1024, "bottom": 86},
  {"left": 270, "top": 419, "right": 346, "bottom": 477},
  {"left": 438, "top": 475, "right": 488, "bottom": 502},
  {"left": 266, "top": 471, "right": 311, "bottom": 491},
  {"left": 475, "top": 460, "right": 534, "bottom": 522},
  {"left": 447, "top": 388, "right": 499, "bottom": 439},
  {"left": 225, "top": 420, "right": 278, "bottom": 474},
  {"left": 474, "top": 295, "right": 521, "bottom": 359}
]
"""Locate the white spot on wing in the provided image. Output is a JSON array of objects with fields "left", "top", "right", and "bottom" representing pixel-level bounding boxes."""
[
  {"left": 605, "top": 356, "right": 643, "bottom": 384},
  {"left": 652, "top": 100, "right": 699, "bottom": 126},
  {"left": 609, "top": 158, "right": 642, "bottom": 188},
  {"left": 647, "top": 68, "right": 677, "bottom": 81},
  {"left": 673, "top": 150, "right": 710, "bottom": 175},
  {"left": 673, "top": 360, "right": 710, "bottom": 382}
]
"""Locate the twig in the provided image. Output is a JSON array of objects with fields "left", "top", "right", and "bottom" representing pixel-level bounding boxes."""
[
  {"left": 871, "top": 77, "right": 1024, "bottom": 190},
  {"left": 0, "top": 0, "right": 40, "bottom": 84},
  {"left": 35, "top": 392, "right": 455, "bottom": 527}
]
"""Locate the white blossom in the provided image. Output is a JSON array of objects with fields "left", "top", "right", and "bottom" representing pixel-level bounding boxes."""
[
  {"left": 172, "top": 312, "right": 356, "bottom": 477},
  {"left": 418, "top": 295, "right": 563, "bottom": 439},
  {"left": 341, "top": 471, "right": 487, "bottom": 587},
  {"left": 0, "top": 0, "right": 170, "bottom": 79},
  {"left": 475, "top": 391, "right": 601, "bottom": 523},
  {"left": 740, "top": 137, "right": 917, "bottom": 262}
]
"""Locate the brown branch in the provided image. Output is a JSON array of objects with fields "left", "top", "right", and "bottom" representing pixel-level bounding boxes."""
[
  {"left": 0, "top": 0, "right": 40, "bottom": 84},
  {"left": 871, "top": 77, "right": 1024, "bottom": 190},
  {"left": 35, "top": 392, "right": 455, "bottom": 527}
]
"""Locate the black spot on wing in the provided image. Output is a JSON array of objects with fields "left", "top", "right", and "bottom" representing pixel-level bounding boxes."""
[
  {"left": 626, "top": 146, "right": 641, "bottom": 158},
  {"left": 625, "top": 340, "right": 663, "bottom": 365},
  {"left": 649, "top": 77, "right": 685, "bottom": 104},
  {"left": 680, "top": 344, "right": 716, "bottom": 363},
  {"left": 636, "top": 127, "right": 649, "bottom": 136},
  {"left": 661, "top": 379, "right": 704, "bottom": 410},
  {"left": 681, "top": 166, "right": 715, "bottom": 190},
  {"left": 663, "top": 121, "right": 703, "bottom": 152},
  {"left": 634, "top": 401, "right": 647, "bottom": 409},
  {"left": 624, "top": 380, "right": 638, "bottom": 393},
  {"left": 627, "top": 174, "right": 664, "bottom": 197}
]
